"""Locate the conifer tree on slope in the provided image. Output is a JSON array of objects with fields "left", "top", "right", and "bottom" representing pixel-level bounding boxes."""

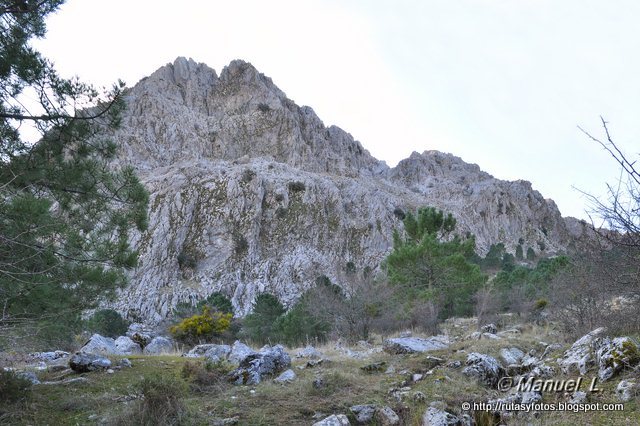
[{"left": 0, "top": 1, "right": 148, "bottom": 346}]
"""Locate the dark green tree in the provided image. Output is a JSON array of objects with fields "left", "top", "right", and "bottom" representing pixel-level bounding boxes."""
[
  {"left": 385, "top": 207, "right": 486, "bottom": 318},
  {"left": 0, "top": 1, "right": 148, "bottom": 346},
  {"left": 241, "top": 294, "right": 285, "bottom": 344}
]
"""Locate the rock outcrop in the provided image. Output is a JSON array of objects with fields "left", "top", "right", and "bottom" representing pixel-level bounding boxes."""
[{"left": 104, "top": 57, "right": 592, "bottom": 323}]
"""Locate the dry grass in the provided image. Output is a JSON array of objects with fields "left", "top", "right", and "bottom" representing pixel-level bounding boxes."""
[{"left": 1, "top": 318, "right": 638, "bottom": 425}]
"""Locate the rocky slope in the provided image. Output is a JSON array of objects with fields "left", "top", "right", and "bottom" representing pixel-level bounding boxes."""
[{"left": 109, "top": 57, "right": 589, "bottom": 323}]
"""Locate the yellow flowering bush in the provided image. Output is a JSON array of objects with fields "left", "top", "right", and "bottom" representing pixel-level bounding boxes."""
[{"left": 170, "top": 307, "right": 232, "bottom": 344}]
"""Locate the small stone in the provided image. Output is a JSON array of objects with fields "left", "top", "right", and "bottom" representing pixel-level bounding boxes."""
[
  {"left": 350, "top": 405, "right": 375, "bottom": 424},
  {"left": 480, "top": 324, "right": 498, "bottom": 334},
  {"left": 312, "top": 414, "right": 350, "bottom": 426},
  {"left": 374, "top": 406, "right": 400, "bottom": 425},
  {"left": 616, "top": 380, "right": 639, "bottom": 402},
  {"left": 274, "top": 369, "right": 296, "bottom": 384},
  {"left": 568, "top": 391, "right": 588, "bottom": 404}
]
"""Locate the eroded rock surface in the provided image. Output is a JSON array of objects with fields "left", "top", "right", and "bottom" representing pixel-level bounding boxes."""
[{"left": 102, "top": 57, "right": 593, "bottom": 323}]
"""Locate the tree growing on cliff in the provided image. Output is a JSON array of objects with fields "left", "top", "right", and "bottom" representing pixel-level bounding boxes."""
[{"left": 0, "top": 1, "right": 148, "bottom": 347}]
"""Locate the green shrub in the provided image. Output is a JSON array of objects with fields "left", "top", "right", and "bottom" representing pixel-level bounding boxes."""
[
  {"left": 177, "top": 250, "right": 197, "bottom": 269},
  {"left": 287, "top": 181, "right": 306, "bottom": 192},
  {"left": 534, "top": 298, "right": 548, "bottom": 310},
  {"left": 85, "top": 309, "right": 129, "bottom": 338},
  {"left": 199, "top": 292, "right": 233, "bottom": 315},
  {"left": 526, "top": 247, "right": 536, "bottom": 261},
  {"left": 515, "top": 244, "right": 524, "bottom": 260},
  {"left": 0, "top": 370, "right": 32, "bottom": 405}
]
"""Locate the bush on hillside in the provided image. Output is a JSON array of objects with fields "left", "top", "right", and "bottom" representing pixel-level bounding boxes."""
[{"left": 85, "top": 309, "right": 129, "bottom": 338}]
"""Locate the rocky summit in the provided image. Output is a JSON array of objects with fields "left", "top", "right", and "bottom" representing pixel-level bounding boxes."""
[{"left": 108, "top": 57, "right": 591, "bottom": 323}]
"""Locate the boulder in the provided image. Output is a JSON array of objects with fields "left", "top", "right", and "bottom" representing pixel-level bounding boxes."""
[
  {"left": 118, "top": 358, "right": 132, "bottom": 368},
  {"left": 375, "top": 406, "right": 400, "bottom": 425},
  {"left": 558, "top": 327, "right": 606, "bottom": 375},
  {"left": 29, "top": 350, "right": 70, "bottom": 362},
  {"left": 313, "top": 414, "right": 351, "bottom": 426},
  {"left": 143, "top": 336, "right": 174, "bottom": 354},
  {"left": 500, "top": 347, "right": 525, "bottom": 365},
  {"left": 421, "top": 406, "right": 461, "bottom": 425},
  {"left": 616, "top": 380, "right": 639, "bottom": 402},
  {"left": 69, "top": 352, "right": 112, "bottom": 372},
  {"left": 296, "top": 345, "right": 322, "bottom": 359},
  {"left": 186, "top": 344, "right": 231, "bottom": 361},
  {"left": 350, "top": 405, "right": 376, "bottom": 424},
  {"left": 462, "top": 353, "right": 504, "bottom": 388},
  {"left": 80, "top": 334, "right": 118, "bottom": 355},
  {"left": 383, "top": 336, "right": 450, "bottom": 354},
  {"left": 229, "top": 344, "right": 291, "bottom": 385},
  {"left": 568, "top": 391, "right": 588, "bottom": 404},
  {"left": 126, "top": 323, "right": 155, "bottom": 348},
  {"left": 274, "top": 369, "right": 296, "bottom": 384},
  {"left": 228, "top": 340, "right": 256, "bottom": 365},
  {"left": 480, "top": 324, "right": 497, "bottom": 334},
  {"left": 114, "top": 336, "right": 142, "bottom": 355},
  {"left": 595, "top": 337, "right": 640, "bottom": 381},
  {"left": 16, "top": 371, "right": 40, "bottom": 385}
]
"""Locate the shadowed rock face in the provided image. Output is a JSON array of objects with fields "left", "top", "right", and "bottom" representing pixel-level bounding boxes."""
[{"left": 107, "top": 57, "right": 591, "bottom": 324}]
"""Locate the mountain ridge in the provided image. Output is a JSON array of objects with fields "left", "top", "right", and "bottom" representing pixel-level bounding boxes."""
[{"left": 107, "top": 57, "right": 590, "bottom": 323}]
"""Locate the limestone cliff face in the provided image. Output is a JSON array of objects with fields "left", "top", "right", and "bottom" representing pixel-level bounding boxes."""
[{"left": 110, "top": 57, "right": 587, "bottom": 323}]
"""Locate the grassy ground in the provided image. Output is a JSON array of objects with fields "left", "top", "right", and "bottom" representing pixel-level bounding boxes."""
[{"left": 1, "top": 322, "right": 639, "bottom": 425}]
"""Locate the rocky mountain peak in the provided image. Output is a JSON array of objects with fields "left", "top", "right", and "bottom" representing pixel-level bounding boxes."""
[{"left": 106, "top": 58, "right": 591, "bottom": 324}]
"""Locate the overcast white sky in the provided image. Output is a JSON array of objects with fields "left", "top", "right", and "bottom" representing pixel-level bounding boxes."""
[{"left": 35, "top": 0, "right": 640, "bottom": 220}]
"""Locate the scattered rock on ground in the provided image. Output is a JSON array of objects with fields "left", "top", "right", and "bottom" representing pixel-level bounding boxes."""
[
  {"left": 481, "top": 324, "right": 498, "bottom": 334},
  {"left": 229, "top": 344, "right": 291, "bottom": 385},
  {"left": 500, "top": 347, "right": 525, "bottom": 365},
  {"left": 126, "top": 323, "right": 155, "bottom": 348},
  {"left": 616, "top": 380, "right": 639, "bottom": 402},
  {"left": 274, "top": 369, "right": 296, "bottom": 384},
  {"left": 228, "top": 340, "right": 256, "bottom": 365},
  {"left": 383, "top": 336, "right": 450, "bottom": 354},
  {"left": 118, "top": 358, "right": 132, "bottom": 368},
  {"left": 29, "top": 350, "right": 69, "bottom": 362},
  {"left": 462, "top": 353, "right": 504, "bottom": 388},
  {"left": 69, "top": 353, "right": 112, "bottom": 372},
  {"left": 424, "top": 356, "right": 444, "bottom": 369},
  {"left": 312, "top": 414, "right": 351, "bottom": 426},
  {"left": 569, "top": 391, "right": 588, "bottom": 404},
  {"left": 558, "top": 327, "right": 607, "bottom": 375},
  {"left": 186, "top": 343, "right": 232, "bottom": 361},
  {"left": 596, "top": 337, "right": 640, "bottom": 381},
  {"left": 115, "top": 336, "right": 142, "bottom": 355},
  {"left": 375, "top": 406, "right": 400, "bottom": 425},
  {"left": 422, "top": 406, "right": 461, "bottom": 425},
  {"left": 16, "top": 371, "right": 40, "bottom": 385},
  {"left": 350, "top": 405, "right": 376, "bottom": 424},
  {"left": 80, "top": 334, "right": 118, "bottom": 355},
  {"left": 296, "top": 345, "right": 322, "bottom": 359},
  {"left": 143, "top": 336, "right": 173, "bottom": 354}
]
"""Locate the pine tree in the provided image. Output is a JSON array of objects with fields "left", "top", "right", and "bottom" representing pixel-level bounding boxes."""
[
  {"left": 385, "top": 207, "right": 486, "bottom": 318},
  {"left": 0, "top": 1, "right": 148, "bottom": 347}
]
